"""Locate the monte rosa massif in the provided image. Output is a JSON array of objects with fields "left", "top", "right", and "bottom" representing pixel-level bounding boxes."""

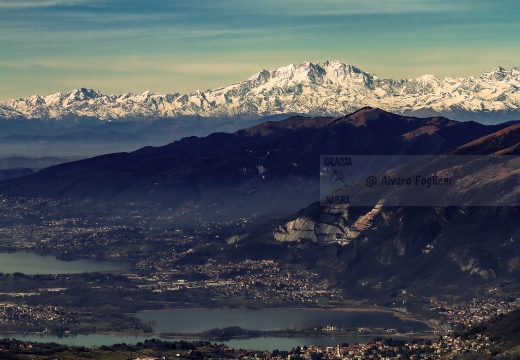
[{"left": 1, "top": 61, "right": 520, "bottom": 122}]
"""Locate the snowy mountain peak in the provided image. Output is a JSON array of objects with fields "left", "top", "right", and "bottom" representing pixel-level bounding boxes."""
[
  {"left": 480, "top": 66, "right": 515, "bottom": 82},
  {"left": 489, "top": 65, "right": 506, "bottom": 74},
  {"left": 248, "top": 69, "right": 271, "bottom": 83},
  {"left": 417, "top": 74, "right": 437, "bottom": 81},
  {"left": 273, "top": 63, "right": 297, "bottom": 78},
  {"left": 1, "top": 61, "right": 519, "bottom": 122},
  {"left": 65, "top": 88, "right": 102, "bottom": 103},
  {"left": 72, "top": 87, "right": 100, "bottom": 96}
]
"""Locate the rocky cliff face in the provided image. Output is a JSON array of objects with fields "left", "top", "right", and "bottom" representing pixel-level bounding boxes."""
[{"left": 273, "top": 202, "right": 383, "bottom": 244}]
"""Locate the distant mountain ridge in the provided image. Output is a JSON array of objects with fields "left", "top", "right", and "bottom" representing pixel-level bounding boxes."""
[{"left": 1, "top": 61, "right": 520, "bottom": 123}]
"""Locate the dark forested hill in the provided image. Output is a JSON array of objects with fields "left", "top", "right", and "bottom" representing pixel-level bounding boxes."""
[{"left": 0, "top": 108, "right": 510, "bottom": 220}]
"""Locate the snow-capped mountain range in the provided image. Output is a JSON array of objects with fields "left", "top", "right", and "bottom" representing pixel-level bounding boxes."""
[{"left": 2, "top": 61, "right": 520, "bottom": 122}]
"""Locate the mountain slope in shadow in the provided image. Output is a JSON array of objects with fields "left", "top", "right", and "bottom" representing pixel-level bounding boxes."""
[{"left": 0, "top": 107, "right": 511, "bottom": 220}]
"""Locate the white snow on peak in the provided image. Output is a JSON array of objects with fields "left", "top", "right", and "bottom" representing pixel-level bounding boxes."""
[{"left": 1, "top": 62, "right": 519, "bottom": 121}]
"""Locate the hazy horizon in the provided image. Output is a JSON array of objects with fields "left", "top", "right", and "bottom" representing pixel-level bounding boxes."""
[{"left": 1, "top": 0, "right": 519, "bottom": 101}]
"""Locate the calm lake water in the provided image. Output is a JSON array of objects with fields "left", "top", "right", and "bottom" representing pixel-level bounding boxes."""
[
  {"left": 0, "top": 309, "right": 428, "bottom": 350},
  {"left": 0, "top": 252, "right": 129, "bottom": 274},
  {"left": 136, "top": 308, "right": 430, "bottom": 333}
]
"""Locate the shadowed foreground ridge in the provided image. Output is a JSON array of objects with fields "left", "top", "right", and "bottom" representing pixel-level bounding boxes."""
[{"left": 0, "top": 108, "right": 512, "bottom": 220}]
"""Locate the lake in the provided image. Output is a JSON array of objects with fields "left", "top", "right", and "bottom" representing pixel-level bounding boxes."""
[
  {"left": 0, "top": 252, "right": 129, "bottom": 275},
  {"left": 0, "top": 308, "right": 429, "bottom": 350},
  {"left": 136, "top": 308, "right": 430, "bottom": 333}
]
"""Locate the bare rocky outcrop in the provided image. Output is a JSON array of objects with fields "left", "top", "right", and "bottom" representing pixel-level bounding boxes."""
[{"left": 273, "top": 202, "right": 383, "bottom": 244}]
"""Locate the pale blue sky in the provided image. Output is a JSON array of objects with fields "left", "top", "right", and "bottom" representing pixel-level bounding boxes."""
[{"left": 1, "top": 0, "right": 519, "bottom": 100}]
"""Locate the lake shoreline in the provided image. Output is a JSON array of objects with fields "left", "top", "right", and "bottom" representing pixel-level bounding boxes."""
[
  {"left": 0, "top": 306, "right": 438, "bottom": 350},
  {"left": 136, "top": 305, "right": 433, "bottom": 330},
  {"left": 0, "top": 251, "right": 129, "bottom": 275},
  {"left": 0, "top": 306, "right": 435, "bottom": 341},
  {"left": 135, "top": 306, "right": 435, "bottom": 340},
  {"left": 156, "top": 329, "right": 438, "bottom": 341}
]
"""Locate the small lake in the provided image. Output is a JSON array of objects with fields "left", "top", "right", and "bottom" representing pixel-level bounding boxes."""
[
  {"left": 136, "top": 308, "right": 430, "bottom": 333},
  {"left": 0, "top": 252, "right": 129, "bottom": 275},
  {"left": 0, "top": 308, "right": 429, "bottom": 350}
]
